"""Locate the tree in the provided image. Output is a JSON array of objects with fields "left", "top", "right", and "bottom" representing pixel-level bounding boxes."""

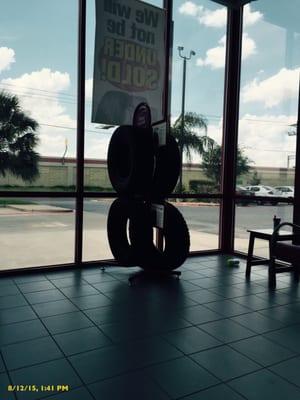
[
  {"left": 171, "top": 112, "right": 214, "bottom": 192},
  {"left": 202, "top": 144, "right": 251, "bottom": 187},
  {"left": 0, "top": 91, "right": 39, "bottom": 182},
  {"left": 249, "top": 170, "right": 261, "bottom": 185}
]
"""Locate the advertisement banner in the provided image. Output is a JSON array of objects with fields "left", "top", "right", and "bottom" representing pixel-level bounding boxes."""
[{"left": 92, "top": 0, "right": 166, "bottom": 126}]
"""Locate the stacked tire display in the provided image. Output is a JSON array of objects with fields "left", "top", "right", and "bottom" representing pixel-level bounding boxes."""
[{"left": 107, "top": 124, "right": 190, "bottom": 271}]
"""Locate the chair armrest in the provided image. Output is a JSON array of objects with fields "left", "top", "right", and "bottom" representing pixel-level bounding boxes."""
[{"left": 270, "top": 222, "right": 300, "bottom": 252}]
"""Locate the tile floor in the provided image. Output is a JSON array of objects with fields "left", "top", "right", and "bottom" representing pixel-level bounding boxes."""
[{"left": 1, "top": 255, "right": 300, "bottom": 399}]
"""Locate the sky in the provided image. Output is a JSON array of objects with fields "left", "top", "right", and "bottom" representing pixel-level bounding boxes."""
[{"left": 0, "top": 0, "right": 299, "bottom": 168}]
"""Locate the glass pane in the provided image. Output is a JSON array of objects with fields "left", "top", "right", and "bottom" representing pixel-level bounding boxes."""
[
  {"left": 234, "top": 200, "right": 293, "bottom": 257},
  {"left": 0, "top": 197, "right": 75, "bottom": 271},
  {"left": 171, "top": 198, "right": 220, "bottom": 251},
  {"left": 0, "top": 1, "right": 78, "bottom": 192},
  {"left": 236, "top": 0, "right": 299, "bottom": 196},
  {"left": 172, "top": 0, "right": 226, "bottom": 194},
  {"left": 83, "top": 198, "right": 113, "bottom": 261},
  {"left": 84, "top": 0, "right": 163, "bottom": 192}
]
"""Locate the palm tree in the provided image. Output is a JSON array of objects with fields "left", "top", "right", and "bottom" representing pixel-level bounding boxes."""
[
  {"left": 171, "top": 112, "right": 214, "bottom": 192},
  {"left": 0, "top": 91, "right": 39, "bottom": 182}
]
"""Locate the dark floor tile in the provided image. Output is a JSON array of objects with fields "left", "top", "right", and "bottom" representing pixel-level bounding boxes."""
[
  {"left": 54, "top": 326, "right": 111, "bottom": 355},
  {"left": 0, "top": 372, "right": 14, "bottom": 400},
  {"left": 69, "top": 337, "right": 181, "bottom": 384},
  {"left": 191, "top": 277, "right": 222, "bottom": 289},
  {"left": 84, "top": 305, "right": 135, "bottom": 325},
  {"left": 49, "top": 277, "right": 86, "bottom": 289},
  {"left": 208, "top": 285, "right": 248, "bottom": 299},
  {"left": 230, "top": 311, "right": 286, "bottom": 334},
  {"left": 89, "top": 372, "right": 169, "bottom": 400},
  {"left": 179, "top": 304, "right": 224, "bottom": 325},
  {"left": 10, "top": 359, "right": 82, "bottom": 400},
  {"left": 146, "top": 356, "right": 219, "bottom": 399},
  {"left": 199, "top": 319, "right": 256, "bottom": 343},
  {"left": 269, "top": 356, "right": 300, "bottom": 387},
  {"left": 255, "top": 291, "right": 297, "bottom": 306},
  {"left": 42, "top": 311, "right": 93, "bottom": 335},
  {"left": 2, "top": 336, "right": 63, "bottom": 370},
  {"left": 186, "top": 289, "right": 224, "bottom": 304},
  {"left": 90, "top": 280, "right": 126, "bottom": 294},
  {"left": 32, "top": 300, "right": 78, "bottom": 318},
  {"left": 46, "top": 387, "right": 94, "bottom": 400},
  {"left": 0, "top": 294, "right": 27, "bottom": 310},
  {"left": 231, "top": 282, "right": 267, "bottom": 295},
  {"left": 230, "top": 335, "right": 295, "bottom": 366},
  {"left": 0, "top": 319, "right": 48, "bottom": 347},
  {"left": 68, "top": 344, "right": 135, "bottom": 383},
  {"left": 69, "top": 294, "right": 112, "bottom": 310},
  {"left": 0, "top": 305, "right": 37, "bottom": 325},
  {"left": 204, "top": 299, "right": 252, "bottom": 317},
  {"left": 24, "top": 289, "right": 66, "bottom": 305},
  {"left": 0, "top": 356, "right": 4, "bottom": 373},
  {"left": 163, "top": 326, "right": 221, "bottom": 354},
  {"left": 181, "top": 271, "right": 204, "bottom": 281},
  {"left": 82, "top": 273, "right": 117, "bottom": 284},
  {"left": 99, "top": 313, "right": 190, "bottom": 342},
  {"left": 13, "top": 275, "right": 47, "bottom": 284},
  {"left": 183, "top": 383, "right": 245, "bottom": 400},
  {"left": 191, "top": 345, "right": 261, "bottom": 381},
  {"left": 0, "top": 284, "right": 20, "bottom": 297},
  {"left": 264, "top": 324, "right": 300, "bottom": 353},
  {"left": 59, "top": 285, "right": 99, "bottom": 298},
  {"left": 228, "top": 369, "right": 300, "bottom": 400},
  {"left": 259, "top": 305, "right": 300, "bottom": 325},
  {"left": 231, "top": 294, "right": 275, "bottom": 311},
  {"left": 17, "top": 281, "right": 55, "bottom": 294},
  {"left": 0, "top": 278, "right": 15, "bottom": 287}
]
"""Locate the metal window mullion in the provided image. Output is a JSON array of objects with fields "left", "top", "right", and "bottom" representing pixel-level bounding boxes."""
[
  {"left": 219, "top": 6, "right": 243, "bottom": 253},
  {"left": 75, "top": 0, "right": 86, "bottom": 266},
  {"left": 292, "top": 78, "right": 300, "bottom": 244}
]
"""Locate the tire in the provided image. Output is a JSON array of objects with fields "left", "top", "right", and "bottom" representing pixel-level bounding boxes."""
[
  {"left": 151, "top": 134, "right": 181, "bottom": 199},
  {"left": 107, "top": 126, "right": 155, "bottom": 195},
  {"left": 129, "top": 202, "right": 190, "bottom": 270},
  {"left": 107, "top": 198, "right": 153, "bottom": 266}
]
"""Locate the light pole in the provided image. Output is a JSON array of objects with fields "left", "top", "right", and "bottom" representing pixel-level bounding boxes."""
[{"left": 178, "top": 46, "right": 195, "bottom": 192}]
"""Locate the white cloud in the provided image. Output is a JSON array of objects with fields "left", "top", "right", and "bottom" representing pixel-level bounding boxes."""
[
  {"left": 1, "top": 68, "right": 76, "bottom": 157},
  {"left": 0, "top": 47, "right": 15, "bottom": 73},
  {"left": 199, "top": 7, "right": 227, "bottom": 28},
  {"left": 243, "top": 5, "right": 263, "bottom": 27},
  {"left": 178, "top": 1, "right": 199, "bottom": 16},
  {"left": 197, "top": 33, "right": 256, "bottom": 69},
  {"left": 2, "top": 68, "right": 70, "bottom": 93},
  {"left": 242, "top": 67, "right": 300, "bottom": 108},
  {"left": 179, "top": 3, "right": 262, "bottom": 28},
  {"left": 85, "top": 78, "right": 93, "bottom": 100},
  {"left": 238, "top": 114, "right": 296, "bottom": 167}
]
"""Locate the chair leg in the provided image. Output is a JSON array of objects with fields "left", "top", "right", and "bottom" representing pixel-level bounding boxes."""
[
  {"left": 268, "top": 258, "right": 276, "bottom": 289},
  {"left": 293, "top": 264, "right": 300, "bottom": 283}
]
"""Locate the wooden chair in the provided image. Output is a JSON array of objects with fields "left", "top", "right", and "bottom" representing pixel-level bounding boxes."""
[{"left": 269, "top": 222, "right": 300, "bottom": 288}]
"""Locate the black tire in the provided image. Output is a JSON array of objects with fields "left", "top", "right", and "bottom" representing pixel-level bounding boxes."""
[
  {"left": 107, "top": 198, "right": 152, "bottom": 266},
  {"left": 107, "top": 126, "right": 154, "bottom": 195},
  {"left": 151, "top": 134, "right": 181, "bottom": 199},
  {"left": 130, "top": 202, "right": 190, "bottom": 270}
]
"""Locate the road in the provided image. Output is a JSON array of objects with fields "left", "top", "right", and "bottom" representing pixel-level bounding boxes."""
[
  {"left": 28, "top": 198, "right": 293, "bottom": 238},
  {"left": 0, "top": 198, "right": 293, "bottom": 269}
]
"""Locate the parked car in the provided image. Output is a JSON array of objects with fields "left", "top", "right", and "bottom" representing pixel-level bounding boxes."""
[
  {"left": 244, "top": 185, "right": 281, "bottom": 205},
  {"left": 274, "top": 186, "right": 294, "bottom": 200},
  {"left": 236, "top": 186, "right": 255, "bottom": 206}
]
